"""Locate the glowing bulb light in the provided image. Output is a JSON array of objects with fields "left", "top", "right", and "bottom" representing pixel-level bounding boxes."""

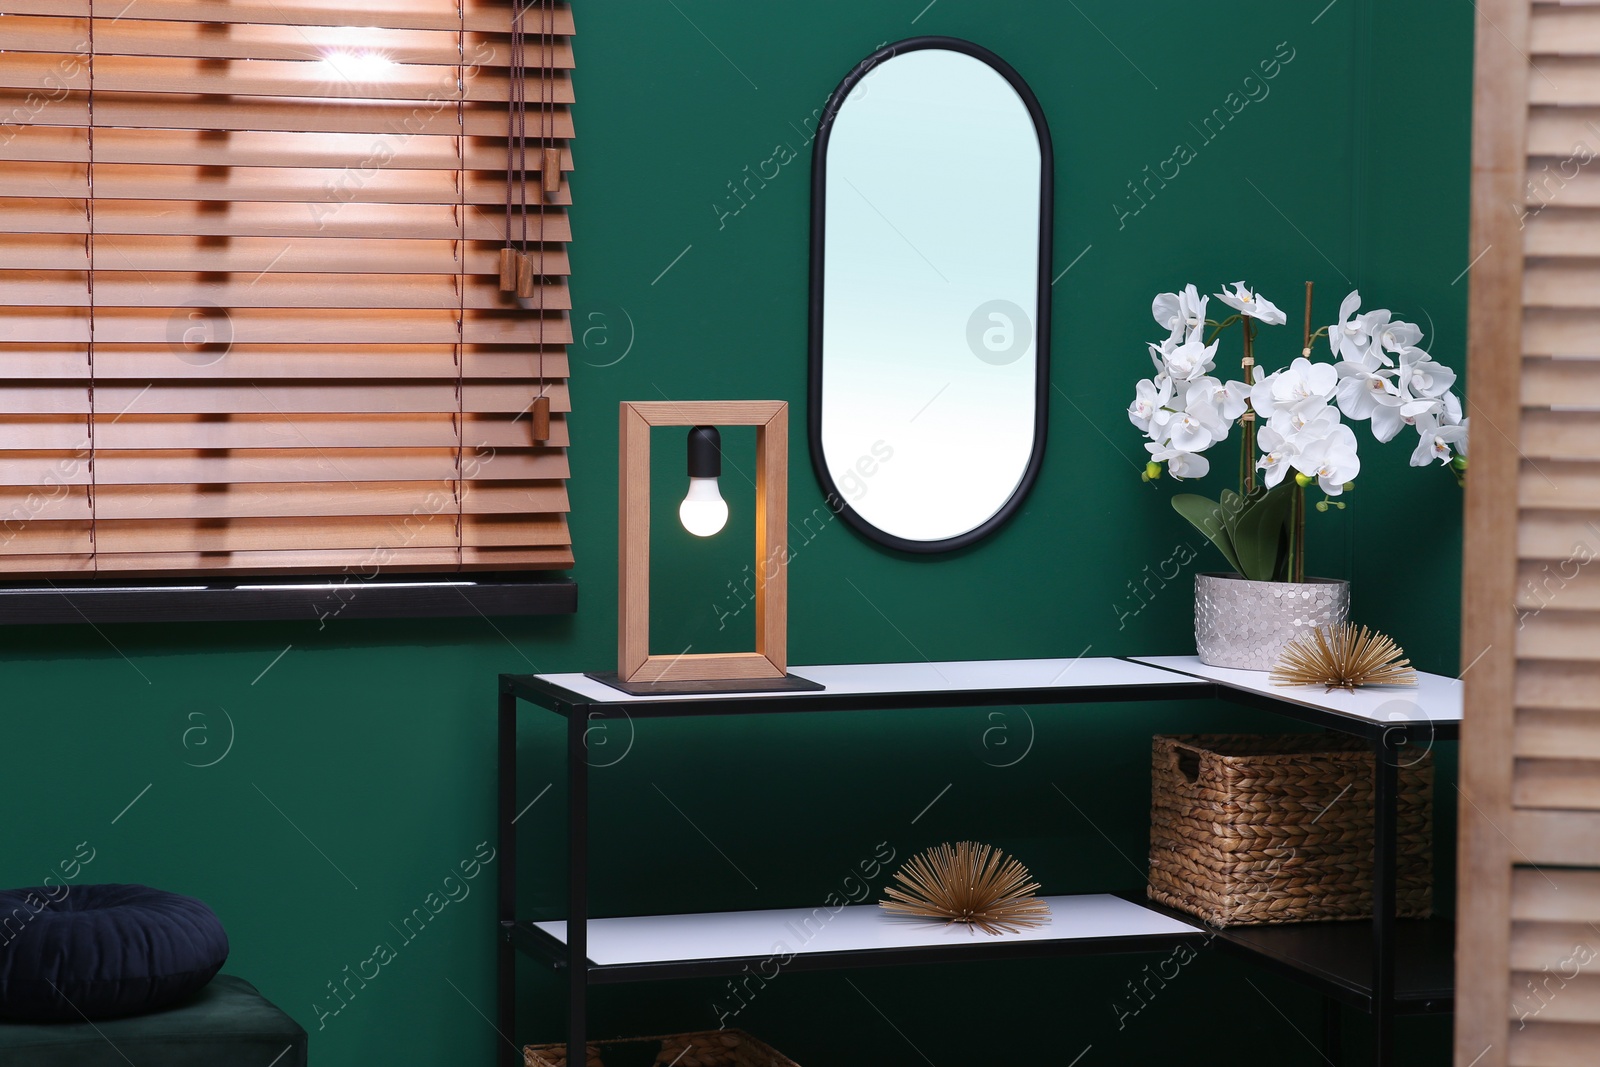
[
  {"left": 679, "top": 477, "right": 728, "bottom": 537},
  {"left": 679, "top": 426, "right": 727, "bottom": 536}
]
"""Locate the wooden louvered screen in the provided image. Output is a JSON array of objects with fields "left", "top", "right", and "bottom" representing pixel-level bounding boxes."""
[
  {"left": 0, "top": 0, "right": 574, "bottom": 576},
  {"left": 1460, "top": 3, "right": 1600, "bottom": 1065}
]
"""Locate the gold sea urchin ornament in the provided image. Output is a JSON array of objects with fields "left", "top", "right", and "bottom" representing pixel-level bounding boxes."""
[
  {"left": 880, "top": 841, "right": 1050, "bottom": 935},
  {"left": 1270, "top": 623, "right": 1418, "bottom": 692}
]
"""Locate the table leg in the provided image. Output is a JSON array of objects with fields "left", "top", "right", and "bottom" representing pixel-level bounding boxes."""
[
  {"left": 1321, "top": 995, "right": 1342, "bottom": 1066},
  {"left": 498, "top": 690, "right": 518, "bottom": 1067},
  {"left": 567, "top": 710, "right": 589, "bottom": 1066},
  {"left": 1372, "top": 732, "right": 1400, "bottom": 1067}
]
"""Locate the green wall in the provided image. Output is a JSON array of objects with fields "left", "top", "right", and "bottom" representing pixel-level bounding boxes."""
[{"left": 1, "top": 1, "right": 1472, "bottom": 1064}]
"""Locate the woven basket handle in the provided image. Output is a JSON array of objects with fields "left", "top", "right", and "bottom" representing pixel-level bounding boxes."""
[{"left": 1169, "top": 741, "right": 1204, "bottom": 785}]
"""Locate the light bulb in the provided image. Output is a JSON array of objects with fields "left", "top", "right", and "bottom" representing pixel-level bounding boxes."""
[{"left": 679, "top": 477, "right": 728, "bottom": 537}]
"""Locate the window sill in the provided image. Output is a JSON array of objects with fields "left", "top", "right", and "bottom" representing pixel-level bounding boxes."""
[{"left": 0, "top": 574, "right": 577, "bottom": 625}]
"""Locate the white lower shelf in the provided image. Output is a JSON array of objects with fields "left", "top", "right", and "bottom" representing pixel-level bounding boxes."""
[{"left": 531, "top": 893, "right": 1196, "bottom": 969}]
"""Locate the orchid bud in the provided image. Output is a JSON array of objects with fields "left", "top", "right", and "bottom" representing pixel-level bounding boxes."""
[
  {"left": 1294, "top": 472, "right": 1313, "bottom": 488},
  {"left": 1451, "top": 455, "right": 1467, "bottom": 472},
  {"left": 1143, "top": 461, "right": 1163, "bottom": 482}
]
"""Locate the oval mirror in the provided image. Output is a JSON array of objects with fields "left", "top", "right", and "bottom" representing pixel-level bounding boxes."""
[{"left": 809, "top": 37, "right": 1052, "bottom": 552}]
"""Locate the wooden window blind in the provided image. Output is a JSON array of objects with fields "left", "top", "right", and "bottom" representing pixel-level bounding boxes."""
[
  {"left": 1461, "top": 2, "right": 1600, "bottom": 1065},
  {"left": 0, "top": 0, "right": 575, "bottom": 577}
]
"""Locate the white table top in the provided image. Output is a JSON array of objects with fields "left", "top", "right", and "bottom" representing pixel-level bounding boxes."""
[
  {"left": 1133, "top": 655, "right": 1463, "bottom": 726},
  {"left": 532, "top": 656, "right": 1204, "bottom": 704},
  {"left": 534, "top": 894, "right": 1195, "bottom": 966}
]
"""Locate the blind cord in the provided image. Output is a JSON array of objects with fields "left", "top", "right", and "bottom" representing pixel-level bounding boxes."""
[
  {"left": 536, "top": 0, "right": 554, "bottom": 412},
  {"left": 455, "top": 0, "right": 467, "bottom": 567},
  {"left": 86, "top": 17, "right": 97, "bottom": 569}
]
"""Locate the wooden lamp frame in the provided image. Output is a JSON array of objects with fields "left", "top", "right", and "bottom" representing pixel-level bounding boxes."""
[{"left": 618, "top": 401, "right": 787, "bottom": 684}]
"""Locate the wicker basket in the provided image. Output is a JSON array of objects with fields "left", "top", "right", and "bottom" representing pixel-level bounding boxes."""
[
  {"left": 525, "top": 1030, "right": 797, "bottom": 1067},
  {"left": 1148, "top": 733, "right": 1433, "bottom": 926}
]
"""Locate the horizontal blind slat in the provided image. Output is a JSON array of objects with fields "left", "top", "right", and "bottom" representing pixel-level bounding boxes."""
[
  {"left": 0, "top": 308, "right": 574, "bottom": 346},
  {"left": 0, "top": 95, "right": 571, "bottom": 141},
  {"left": 0, "top": 18, "right": 573, "bottom": 68},
  {"left": 3, "top": 162, "right": 571, "bottom": 207},
  {"left": 4, "top": 1, "right": 573, "bottom": 35},
  {"left": 0, "top": 450, "right": 570, "bottom": 486},
  {"left": 0, "top": 235, "right": 568, "bottom": 275},
  {"left": 7, "top": 481, "right": 573, "bottom": 520},
  {"left": 0, "top": 415, "right": 570, "bottom": 451}
]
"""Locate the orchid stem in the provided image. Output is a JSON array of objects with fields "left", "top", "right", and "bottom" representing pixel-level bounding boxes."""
[
  {"left": 1302, "top": 281, "right": 1314, "bottom": 353},
  {"left": 1240, "top": 318, "right": 1256, "bottom": 496},
  {"left": 1205, "top": 313, "right": 1243, "bottom": 343},
  {"left": 1293, "top": 281, "right": 1312, "bottom": 583},
  {"left": 1286, "top": 483, "right": 1299, "bottom": 585}
]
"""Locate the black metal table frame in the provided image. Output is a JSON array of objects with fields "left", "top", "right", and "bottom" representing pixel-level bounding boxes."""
[{"left": 496, "top": 663, "right": 1458, "bottom": 1067}]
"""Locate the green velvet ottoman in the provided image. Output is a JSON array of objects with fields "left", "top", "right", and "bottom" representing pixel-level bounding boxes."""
[{"left": 0, "top": 975, "right": 306, "bottom": 1067}]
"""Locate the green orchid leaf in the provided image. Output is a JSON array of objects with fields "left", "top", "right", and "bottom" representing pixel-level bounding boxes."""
[
  {"left": 1171, "top": 494, "right": 1243, "bottom": 574},
  {"left": 1232, "top": 481, "right": 1296, "bottom": 581}
]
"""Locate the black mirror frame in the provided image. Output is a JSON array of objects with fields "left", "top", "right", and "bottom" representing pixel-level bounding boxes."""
[{"left": 807, "top": 35, "right": 1054, "bottom": 554}]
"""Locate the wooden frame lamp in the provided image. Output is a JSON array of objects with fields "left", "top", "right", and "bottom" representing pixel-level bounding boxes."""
[{"left": 613, "top": 400, "right": 801, "bottom": 689}]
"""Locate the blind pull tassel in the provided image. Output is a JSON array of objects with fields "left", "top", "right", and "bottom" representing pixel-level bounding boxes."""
[
  {"left": 529, "top": 395, "right": 551, "bottom": 443},
  {"left": 499, "top": 247, "right": 518, "bottom": 293},
  {"left": 516, "top": 252, "right": 538, "bottom": 299},
  {"left": 542, "top": 148, "right": 561, "bottom": 198}
]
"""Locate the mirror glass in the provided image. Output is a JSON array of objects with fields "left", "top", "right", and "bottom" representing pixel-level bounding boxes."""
[{"left": 811, "top": 39, "right": 1051, "bottom": 552}]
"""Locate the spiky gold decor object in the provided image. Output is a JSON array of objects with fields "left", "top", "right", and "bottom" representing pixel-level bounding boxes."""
[
  {"left": 880, "top": 841, "right": 1050, "bottom": 935},
  {"left": 1270, "top": 623, "right": 1418, "bottom": 692}
]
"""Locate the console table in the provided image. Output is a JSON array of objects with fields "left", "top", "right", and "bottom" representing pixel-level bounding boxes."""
[{"left": 497, "top": 656, "right": 1461, "bottom": 1067}]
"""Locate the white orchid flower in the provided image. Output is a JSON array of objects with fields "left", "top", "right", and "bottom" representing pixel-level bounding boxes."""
[
  {"left": 1329, "top": 290, "right": 1365, "bottom": 360},
  {"left": 1255, "top": 418, "right": 1304, "bottom": 488},
  {"left": 1264, "top": 402, "right": 1342, "bottom": 446},
  {"left": 1145, "top": 442, "right": 1210, "bottom": 480},
  {"left": 1128, "top": 377, "right": 1173, "bottom": 434},
  {"left": 1216, "top": 281, "right": 1287, "bottom": 325},
  {"left": 1251, "top": 357, "right": 1339, "bottom": 418},
  {"left": 1377, "top": 319, "right": 1422, "bottom": 354},
  {"left": 1328, "top": 291, "right": 1394, "bottom": 367},
  {"left": 1329, "top": 290, "right": 1364, "bottom": 359},
  {"left": 1335, "top": 363, "right": 1403, "bottom": 422},
  {"left": 1162, "top": 411, "right": 1216, "bottom": 453},
  {"left": 1397, "top": 347, "right": 1457, "bottom": 399},
  {"left": 1185, "top": 375, "right": 1250, "bottom": 427},
  {"left": 1166, "top": 450, "right": 1210, "bottom": 480},
  {"left": 1368, "top": 400, "right": 1407, "bottom": 443},
  {"left": 1400, "top": 396, "right": 1444, "bottom": 422},
  {"left": 1255, "top": 417, "right": 1307, "bottom": 488},
  {"left": 1292, "top": 423, "right": 1361, "bottom": 494},
  {"left": 1257, "top": 446, "right": 1294, "bottom": 488},
  {"left": 1440, "top": 391, "right": 1464, "bottom": 427},
  {"left": 1152, "top": 284, "right": 1209, "bottom": 343},
  {"left": 1409, "top": 410, "right": 1467, "bottom": 466},
  {"left": 1411, "top": 424, "right": 1455, "bottom": 466},
  {"left": 1147, "top": 339, "right": 1175, "bottom": 376},
  {"left": 1162, "top": 334, "right": 1219, "bottom": 383}
]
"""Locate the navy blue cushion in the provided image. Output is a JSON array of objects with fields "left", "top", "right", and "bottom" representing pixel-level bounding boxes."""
[{"left": 0, "top": 884, "right": 229, "bottom": 1022}]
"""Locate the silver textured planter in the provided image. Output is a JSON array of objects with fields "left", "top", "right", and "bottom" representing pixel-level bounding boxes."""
[{"left": 1194, "top": 572, "right": 1350, "bottom": 671}]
